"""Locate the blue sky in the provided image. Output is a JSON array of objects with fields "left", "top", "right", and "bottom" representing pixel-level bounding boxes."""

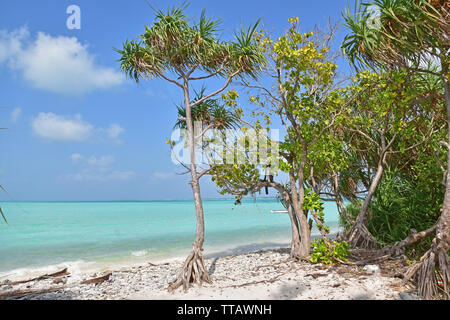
[{"left": 0, "top": 0, "right": 353, "bottom": 201}]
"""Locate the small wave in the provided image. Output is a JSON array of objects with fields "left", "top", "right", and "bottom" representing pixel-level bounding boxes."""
[
  {"left": 0, "top": 260, "right": 89, "bottom": 281},
  {"left": 131, "top": 250, "right": 148, "bottom": 257}
]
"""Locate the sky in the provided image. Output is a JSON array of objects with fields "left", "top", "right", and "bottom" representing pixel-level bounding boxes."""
[{"left": 0, "top": 0, "right": 354, "bottom": 201}]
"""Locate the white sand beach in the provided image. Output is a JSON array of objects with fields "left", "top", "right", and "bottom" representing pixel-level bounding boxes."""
[{"left": 0, "top": 247, "right": 419, "bottom": 300}]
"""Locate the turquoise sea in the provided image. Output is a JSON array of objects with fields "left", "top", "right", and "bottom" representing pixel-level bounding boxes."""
[{"left": 0, "top": 199, "right": 340, "bottom": 278}]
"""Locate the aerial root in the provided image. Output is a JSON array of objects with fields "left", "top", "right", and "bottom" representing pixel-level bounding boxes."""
[
  {"left": 167, "top": 247, "right": 211, "bottom": 293},
  {"left": 348, "top": 223, "right": 380, "bottom": 249},
  {"left": 405, "top": 247, "right": 450, "bottom": 299}
]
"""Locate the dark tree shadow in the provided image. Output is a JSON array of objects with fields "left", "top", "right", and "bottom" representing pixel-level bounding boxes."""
[
  {"left": 208, "top": 257, "right": 219, "bottom": 275},
  {"left": 204, "top": 242, "right": 291, "bottom": 260},
  {"left": 268, "top": 283, "right": 306, "bottom": 300}
]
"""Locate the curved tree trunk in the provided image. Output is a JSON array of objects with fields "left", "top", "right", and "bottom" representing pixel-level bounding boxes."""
[
  {"left": 269, "top": 182, "right": 305, "bottom": 261},
  {"left": 285, "top": 197, "right": 302, "bottom": 260},
  {"left": 288, "top": 165, "right": 311, "bottom": 260},
  {"left": 348, "top": 162, "right": 384, "bottom": 249},
  {"left": 168, "top": 81, "right": 211, "bottom": 292},
  {"left": 406, "top": 75, "right": 450, "bottom": 299}
]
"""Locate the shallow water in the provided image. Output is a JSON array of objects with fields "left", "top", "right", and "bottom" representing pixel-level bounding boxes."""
[{"left": 0, "top": 199, "right": 340, "bottom": 277}]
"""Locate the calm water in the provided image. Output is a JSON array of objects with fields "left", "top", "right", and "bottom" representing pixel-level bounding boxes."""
[{"left": 0, "top": 199, "right": 340, "bottom": 277}]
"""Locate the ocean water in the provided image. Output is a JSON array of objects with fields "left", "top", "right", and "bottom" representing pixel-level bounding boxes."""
[{"left": 0, "top": 199, "right": 340, "bottom": 278}]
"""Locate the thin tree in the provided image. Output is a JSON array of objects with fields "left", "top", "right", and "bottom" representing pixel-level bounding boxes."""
[
  {"left": 342, "top": 0, "right": 449, "bottom": 299},
  {"left": 213, "top": 19, "right": 355, "bottom": 259},
  {"left": 116, "top": 4, "right": 264, "bottom": 291},
  {"left": 0, "top": 114, "right": 8, "bottom": 224}
]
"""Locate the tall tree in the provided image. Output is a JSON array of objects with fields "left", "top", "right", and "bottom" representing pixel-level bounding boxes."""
[
  {"left": 0, "top": 117, "right": 8, "bottom": 224},
  {"left": 213, "top": 18, "right": 352, "bottom": 259},
  {"left": 340, "top": 70, "right": 443, "bottom": 249},
  {"left": 116, "top": 5, "right": 264, "bottom": 291},
  {"left": 342, "top": 0, "right": 449, "bottom": 299}
]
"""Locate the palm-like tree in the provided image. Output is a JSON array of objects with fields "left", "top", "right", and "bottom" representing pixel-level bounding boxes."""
[
  {"left": 116, "top": 4, "right": 265, "bottom": 291},
  {"left": 341, "top": 0, "right": 449, "bottom": 299},
  {"left": 0, "top": 186, "right": 8, "bottom": 225},
  {"left": 1, "top": 114, "right": 8, "bottom": 224},
  {"left": 174, "top": 87, "right": 240, "bottom": 131}
]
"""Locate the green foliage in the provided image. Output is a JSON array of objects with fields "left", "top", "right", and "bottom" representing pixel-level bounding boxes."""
[
  {"left": 342, "top": 0, "right": 447, "bottom": 75},
  {"left": 310, "top": 239, "right": 351, "bottom": 264},
  {"left": 174, "top": 87, "right": 240, "bottom": 130},
  {"left": 342, "top": 167, "right": 443, "bottom": 257},
  {"left": 304, "top": 189, "right": 330, "bottom": 234},
  {"left": 304, "top": 189, "right": 351, "bottom": 264},
  {"left": 116, "top": 4, "right": 265, "bottom": 82}
]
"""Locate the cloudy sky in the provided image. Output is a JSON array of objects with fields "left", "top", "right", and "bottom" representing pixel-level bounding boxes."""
[{"left": 0, "top": 0, "right": 350, "bottom": 201}]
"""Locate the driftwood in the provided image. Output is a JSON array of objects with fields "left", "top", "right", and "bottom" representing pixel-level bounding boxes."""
[
  {"left": 80, "top": 272, "right": 111, "bottom": 285},
  {"left": 0, "top": 287, "right": 63, "bottom": 300},
  {"left": 226, "top": 274, "right": 283, "bottom": 288},
  {"left": 306, "top": 273, "right": 328, "bottom": 279},
  {"left": 10, "top": 268, "right": 69, "bottom": 285},
  {"left": 148, "top": 262, "right": 170, "bottom": 267}
]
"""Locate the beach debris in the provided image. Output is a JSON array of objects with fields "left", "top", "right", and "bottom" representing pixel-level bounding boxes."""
[
  {"left": 80, "top": 272, "right": 112, "bottom": 285},
  {"left": 1, "top": 279, "right": 12, "bottom": 285},
  {"left": 306, "top": 273, "right": 328, "bottom": 279},
  {"left": 363, "top": 265, "right": 380, "bottom": 274},
  {"left": 10, "top": 268, "right": 69, "bottom": 285},
  {"left": 227, "top": 274, "right": 283, "bottom": 288},
  {"left": 52, "top": 277, "right": 67, "bottom": 285},
  {"left": 331, "top": 283, "right": 341, "bottom": 288},
  {"left": 0, "top": 287, "right": 63, "bottom": 300},
  {"left": 148, "top": 262, "right": 170, "bottom": 267}
]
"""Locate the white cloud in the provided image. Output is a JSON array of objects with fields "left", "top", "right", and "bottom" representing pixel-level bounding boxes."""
[
  {"left": 0, "top": 27, "right": 28, "bottom": 64},
  {"left": 32, "top": 112, "right": 93, "bottom": 142},
  {"left": 86, "top": 155, "right": 115, "bottom": 167},
  {"left": 105, "top": 124, "right": 124, "bottom": 140},
  {"left": 10, "top": 107, "right": 21, "bottom": 123},
  {"left": 108, "top": 170, "right": 135, "bottom": 180},
  {"left": 66, "top": 169, "right": 134, "bottom": 182},
  {"left": 69, "top": 153, "right": 83, "bottom": 162},
  {"left": 152, "top": 171, "right": 177, "bottom": 180},
  {"left": 32, "top": 112, "right": 125, "bottom": 143},
  {"left": 0, "top": 27, "right": 123, "bottom": 95},
  {"left": 66, "top": 153, "right": 134, "bottom": 182}
]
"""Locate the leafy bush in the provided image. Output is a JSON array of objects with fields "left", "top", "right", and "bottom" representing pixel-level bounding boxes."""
[
  {"left": 340, "top": 167, "right": 442, "bottom": 258},
  {"left": 310, "top": 239, "right": 351, "bottom": 264}
]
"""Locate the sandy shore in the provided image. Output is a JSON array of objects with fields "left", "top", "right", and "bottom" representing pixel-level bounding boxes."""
[{"left": 0, "top": 247, "right": 419, "bottom": 300}]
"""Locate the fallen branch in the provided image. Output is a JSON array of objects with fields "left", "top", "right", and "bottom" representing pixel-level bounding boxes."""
[
  {"left": 226, "top": 274, "right": 283, "bottom": 288},
  {"left": 0, "top": 287, "right": 63, "bottom": 300},
  {"left": 148, "top": 262, "right": 170, "bottom": 267},
  {"left": 253, "top": 258, "right": 292, "bottom": 271},
  {"left": 80, "top": 272, "right": 111, "bottom": 285},
  {"left": 10, "top": 268, "right": 69, "bottom": 285},
  {"left": 306, "top": 273, "right": 328, "bottom": 279}
]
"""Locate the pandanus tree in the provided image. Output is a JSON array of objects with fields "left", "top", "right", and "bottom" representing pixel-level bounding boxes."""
[
  {"left": 0, "top": 121, "right": 8, "bottom": 224},
  {"left": 116, "top": 5, "right": 264, "bottom": 291},
  {"left": 339, "top": 70, "right": 444, "bottom": 249},
  {"left": 342, "top": 0, "right": 449, "bottom": 299}
]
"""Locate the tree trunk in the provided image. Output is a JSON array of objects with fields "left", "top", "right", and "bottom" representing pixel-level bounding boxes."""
[
  {"left": 168, "top": 81, "right": 211, "bottom": 292},
  {"left": 284, "top": 195, "right": 302, "bottom": 260},
  {"left": 406, "top": 73, "right": 450, "bottom": 299},
  {"left": 332, "top": 172, "right": 354, "bottom": 225},
  {"left": 288, "top": 165, "right": 311, "bottom": 260},
  {"left": 348, "top": 162, "right": 384, "bottom": 248}
]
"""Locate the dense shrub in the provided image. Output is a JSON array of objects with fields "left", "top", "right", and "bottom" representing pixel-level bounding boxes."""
[{"left": 340, "top": 167, "right": 443, "bottom": 258}]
